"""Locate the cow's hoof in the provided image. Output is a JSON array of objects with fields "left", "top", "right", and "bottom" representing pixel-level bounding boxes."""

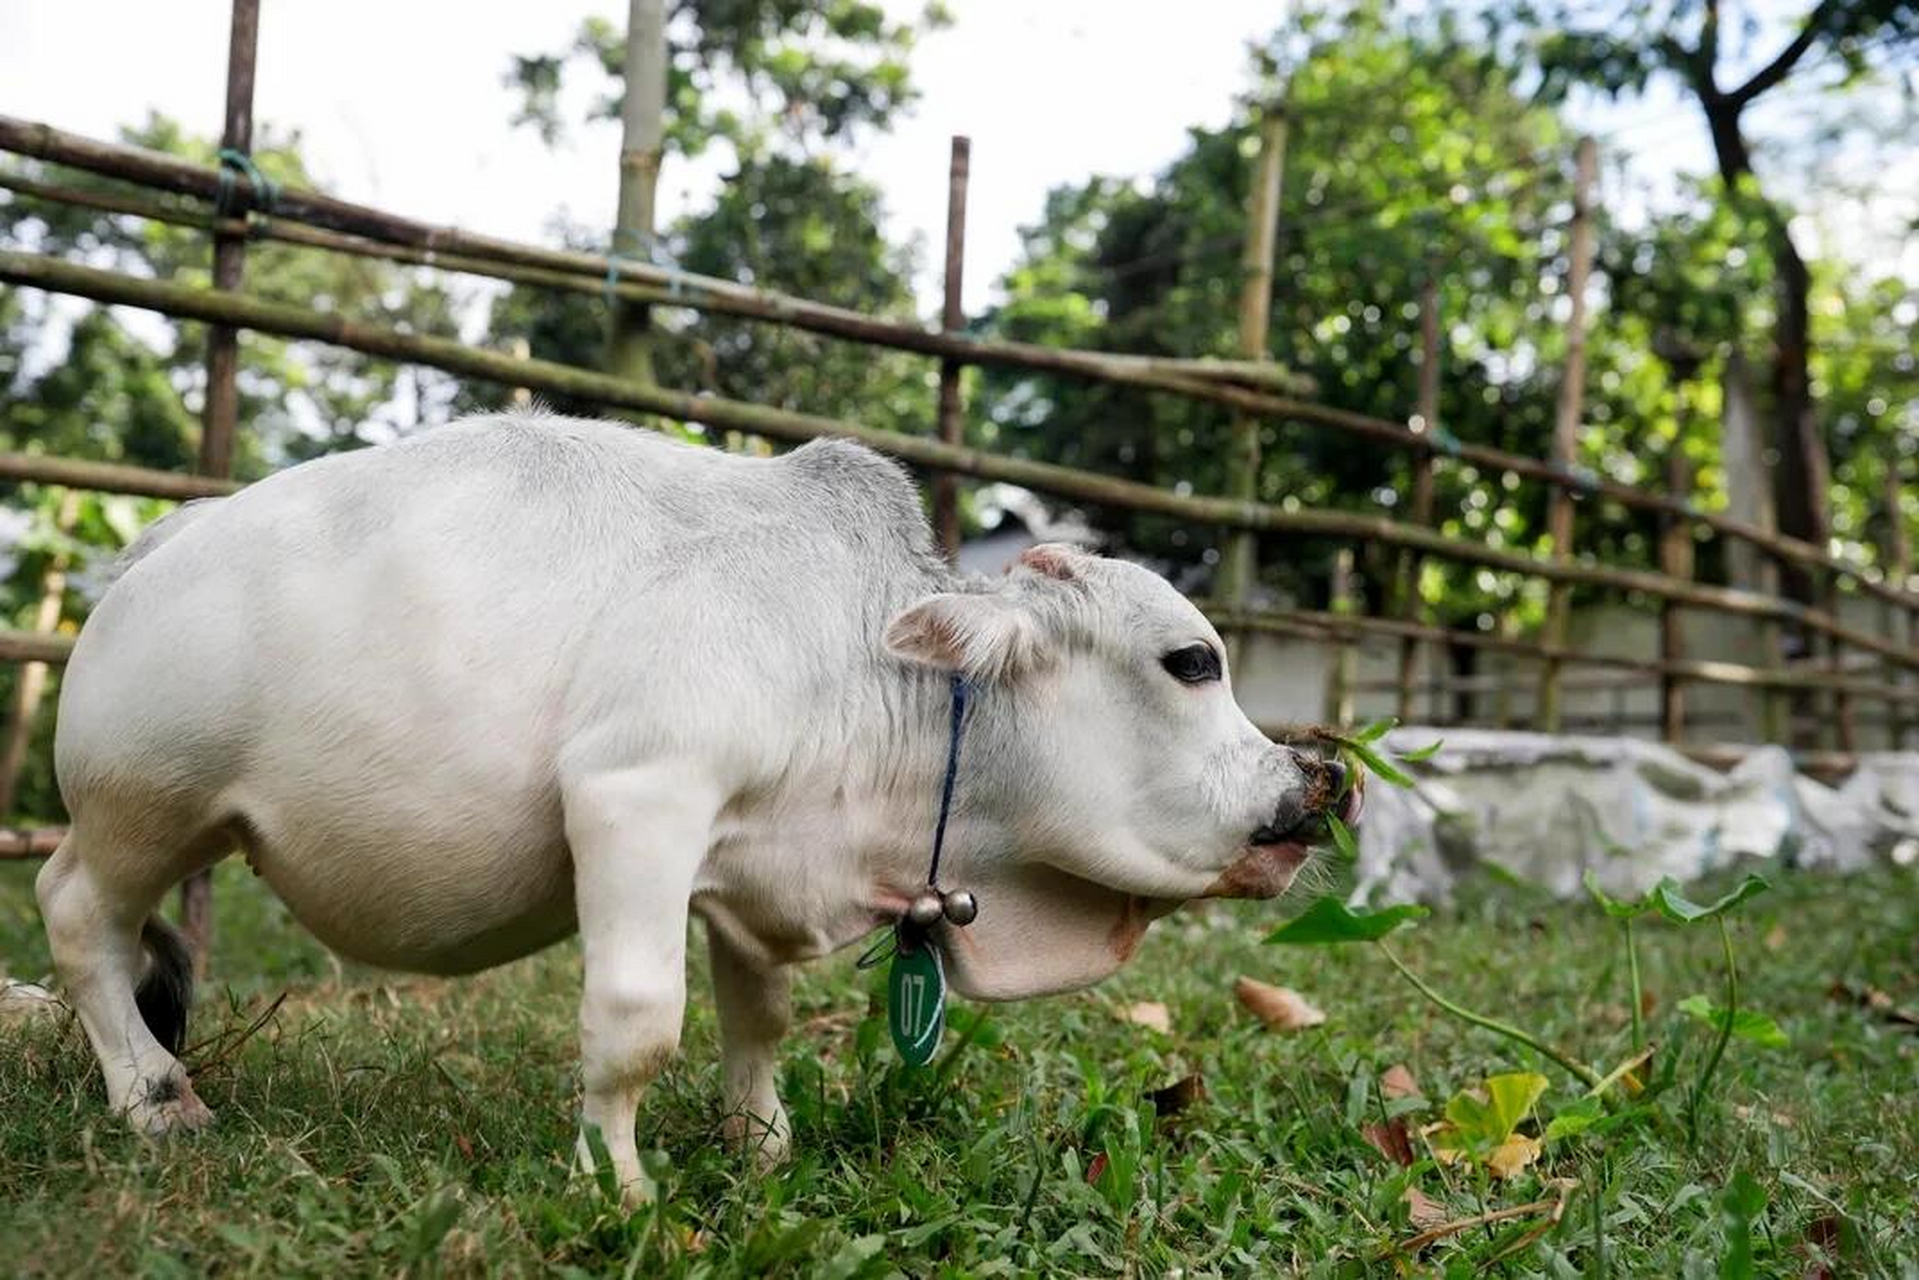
[
  {"left": 126, "top": 1074, "right": 213, "bottom": 1139},
  {"left": 722, "top": 1111, "right": 791, "bottom": 1171}
]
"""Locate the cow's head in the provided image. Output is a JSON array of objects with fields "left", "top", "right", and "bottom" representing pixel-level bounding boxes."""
[{"left": 883, "top": 543, "right": 1357, "bottom": 999}]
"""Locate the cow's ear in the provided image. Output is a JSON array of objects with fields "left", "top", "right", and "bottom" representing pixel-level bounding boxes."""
[
  {"left": 883, "top": 592, "right": 1044, "bottom": 681},
  {"left": 1011, "top": 542, "right": 1093, "bottom": 581}
]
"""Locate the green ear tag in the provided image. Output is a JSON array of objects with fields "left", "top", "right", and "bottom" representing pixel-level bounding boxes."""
[{"left": 887, "top": 938, "right": 946, "bottom": 1067}]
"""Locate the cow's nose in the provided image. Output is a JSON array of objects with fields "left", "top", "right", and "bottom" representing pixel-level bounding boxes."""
[
  {"left": 1321, "top": 759, "right": 1348, "bottom": 806},
  {"left": 1283, "top": 747, "right": 1344, "bottom": 811}
]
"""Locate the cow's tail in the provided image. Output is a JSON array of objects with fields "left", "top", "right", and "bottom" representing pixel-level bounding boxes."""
[{"left": 134, "top": 916, "right": 195, "bottom": 1056}]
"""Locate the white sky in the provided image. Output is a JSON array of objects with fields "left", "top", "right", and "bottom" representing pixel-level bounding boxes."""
[{"left": 1, "top": 1, "right": 1911, "bottom": 317}]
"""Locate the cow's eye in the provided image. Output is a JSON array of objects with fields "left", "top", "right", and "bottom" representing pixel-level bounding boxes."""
[{"left": 1160, "top": 643, "right": 1221, "bottom": 685}]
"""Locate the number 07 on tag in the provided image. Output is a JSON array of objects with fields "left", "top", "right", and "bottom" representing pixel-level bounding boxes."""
[{"left": 887, "top": 939, "right": 947, "bottom": 1067}]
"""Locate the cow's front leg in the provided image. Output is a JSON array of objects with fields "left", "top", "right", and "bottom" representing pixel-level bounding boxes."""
[
  {"left": 707, "top": 925, "right": 793, "bottom": 1167},
  {"left": 565, "top": 766, "right": 718, "bottom": 1205}
]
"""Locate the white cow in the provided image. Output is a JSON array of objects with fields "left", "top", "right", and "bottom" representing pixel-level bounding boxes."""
[{"left": 36, "top": 412, "right": 1349, "bottom": 1199}]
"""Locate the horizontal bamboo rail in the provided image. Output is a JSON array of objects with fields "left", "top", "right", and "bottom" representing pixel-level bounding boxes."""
[
  {"left": 1, "top": 113, "right": 1911, "bottom": 613},
  {"left": 0, "top": 248, "right": 1906, "bottom": 677},
  {"left": 0, "top": 827, "right": 63, "bottom": 859},
  {"left": 0, "top": 630, "right": 73, "bottom": 664},
  {"left": 1207, "top": 605, "right": 1919, "bottom": 700},
  {"left": 0, "top": 451, "right": 238, "bottom": 501},
  {"left": 3, "top": 249, "right": 1913, "bottom": 676},
  {"left": 0, "top": 120, "right": 1319, "bottom": 404}
]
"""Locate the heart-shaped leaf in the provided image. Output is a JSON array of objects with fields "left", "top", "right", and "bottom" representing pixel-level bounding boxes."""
[
  {"left": 1677, "top": 995, "right": 1788, "bottom": 1049},
  {"left": 1582, "top": 869, "right": 1650, "bottom": 920},
  {"left": 1648, "top": 874, "right": 1770, "bottom": 925},
  {"left": 1264, "top": 896, "right": 1429, "bottom": 945}
]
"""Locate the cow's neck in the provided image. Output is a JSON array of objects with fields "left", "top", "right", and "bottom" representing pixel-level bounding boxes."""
[{"left": 854, "top": 660, "right": 1019, "bottom": 914}]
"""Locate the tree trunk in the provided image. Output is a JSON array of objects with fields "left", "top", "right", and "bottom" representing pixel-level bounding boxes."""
[{"left": 1697, "top": 90, "right": 1828, "bottom": 601}]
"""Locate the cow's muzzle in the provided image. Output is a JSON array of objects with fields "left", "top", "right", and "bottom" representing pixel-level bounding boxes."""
[{"left": 1204, "top": 752, "right": 1361, "bottom": 900}]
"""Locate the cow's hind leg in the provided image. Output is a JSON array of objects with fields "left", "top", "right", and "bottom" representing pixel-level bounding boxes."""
[
  {"left": 708, "top": 926, "right": 792, "bottom": 1168},
  {"left": 35, "top": 829, "right": 210, "bottom": 1136}
]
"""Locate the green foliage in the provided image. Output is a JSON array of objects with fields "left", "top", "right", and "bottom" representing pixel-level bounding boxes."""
[
  {"left": 1, "top": 115, "right": 466, "bottom": 475},
  {"left": 974, "top": 6, "right": 1625, "bottom": 622},
  {"left": 488, "top": 5, "right": 937, "bottom": 457},
  {"left": 506, "top": 1, "right": 945, "bottom": 157},
  {"left": 1649, "top": 874, "right": 1770, "bottom": 925},
  {"left": 5, "top": 860, "right": 1916, "bottom": 1273},
  {"left": 1677, "top": 995, "right": 1789, "bottom": 1050}
]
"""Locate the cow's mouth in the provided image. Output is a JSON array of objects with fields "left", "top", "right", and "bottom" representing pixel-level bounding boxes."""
[{"left": 1205, "top": 767, "right": 1365, "bottom": 900}]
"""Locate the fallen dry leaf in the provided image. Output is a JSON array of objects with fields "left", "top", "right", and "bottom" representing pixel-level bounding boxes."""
[
  {"left": 1594, "top": 1002, "right": 1632, "bottom": 1029},
  {"left": 1764, "top": 923, "right": 1788, "bottom": 951},
  {"left": 1124, "top": 1001, "right": 1172, "bottom": 1034},
  {"left": 1402, "top": 1186, "right": 1449, "bottom": 1230},
  {"left": 1363, "top": 1118, "right": 1417, "bottom": 1168},
  {"left": 1486, "top": 1135, "right": 1543, "bottom": 1179},
  {"left": 1826, "top": 980, "right": 1919, "bottom": 1031},
  {"left": 1234, "top": 977, "right": 1326, "bottom": 1030},
  {"left": 1148, "top": 1073, "right": 1206, "bottom": 1117},
  {"left": 1802, "top": 1213, "right": 1842, "bottom": 1278},
  {"left": 1380, "top": 1063, "right": 1420, "bottom": 1100}
]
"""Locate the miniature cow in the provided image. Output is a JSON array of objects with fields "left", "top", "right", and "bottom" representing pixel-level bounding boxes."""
[{"left": 36, "top": 412, "right": 1349, "bottom": 1199}]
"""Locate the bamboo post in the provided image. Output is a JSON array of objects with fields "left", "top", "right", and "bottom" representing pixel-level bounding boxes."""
[
  {"left": 0, "top": 489, "right": 80, "bottom": 818},
  {"left": 1659, "top": 448, "right": 1694, "bottom": 743},
  {"left": 1535, "top": 136, "right": 1598, "bottom": 733},
  {"left": 1220, "top": 101, "right": 1288, "bottom": 662},
  {"left": 932, "top": 135, "right": 970, "bottom": 559},
  {"left": 1328, "top": 547, "right": 1357, "bottom": 726},
  {"left": 1396, "top": 276, "right": 1440, "bottom": 721},
  {"left": 1722, "top": 353, "right": 1789, "bottom": 742},
  {"left": 1824, "top": 568, "right": 1856, "bottom": 751},
  {"left": 182, "top": 0, "right": 260, "bottom": 974},
  {"left": 1881, "top": 458, "right": 1911, "bottom": 749},
  {"left": 197, "top": 0, "right": 257, "bottom": 481},
  {"left": 606, "top": 0, "right": 667, "bottom": 386}
]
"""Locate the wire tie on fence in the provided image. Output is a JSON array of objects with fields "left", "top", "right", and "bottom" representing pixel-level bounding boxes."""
[
  {"left": 214, "top": 148, "right": 278, "bottom": 240},
  {"left": 605, "top": 228, "right": 686, "bottom": 305}
]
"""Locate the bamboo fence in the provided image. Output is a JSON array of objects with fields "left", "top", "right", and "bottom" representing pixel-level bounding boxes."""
[{"left": 0, "top": 95, "right": 1914, "bottom": 883}]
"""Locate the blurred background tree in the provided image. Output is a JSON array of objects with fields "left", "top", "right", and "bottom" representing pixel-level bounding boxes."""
[{"left": 478, "top": 0, "right": 946, "bottom": 436}]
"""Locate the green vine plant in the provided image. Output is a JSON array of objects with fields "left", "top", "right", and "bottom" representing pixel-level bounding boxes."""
[{"left": 1273, "top": 720, "right": 1785, "bottom": 1145}]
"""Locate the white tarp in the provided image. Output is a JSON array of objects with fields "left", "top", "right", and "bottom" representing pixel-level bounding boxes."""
[{"left": 1353, "top": 729, "right": 1919, "bottom": 904}]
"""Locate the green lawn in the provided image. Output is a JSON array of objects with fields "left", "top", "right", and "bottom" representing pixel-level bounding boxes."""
[{"left": 2, "top": 857, "right": 1916, "bottom": 1277}]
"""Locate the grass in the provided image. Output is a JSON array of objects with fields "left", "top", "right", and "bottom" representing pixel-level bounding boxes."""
[{"left": 2, "top": 857, "right": 1917, "bottom": 1277}]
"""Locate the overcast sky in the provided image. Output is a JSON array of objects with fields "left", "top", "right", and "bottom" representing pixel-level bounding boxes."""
[{"left": 1, "top": 1, "right": 1911, "bottom": 317}]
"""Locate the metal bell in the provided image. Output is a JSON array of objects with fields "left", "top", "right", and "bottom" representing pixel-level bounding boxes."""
[
  {"left": 941, "top": 889, "right": 978, "bottom": 927},
  {"left": 906, "top": 891, "right": 945, "bottom": 929}
]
